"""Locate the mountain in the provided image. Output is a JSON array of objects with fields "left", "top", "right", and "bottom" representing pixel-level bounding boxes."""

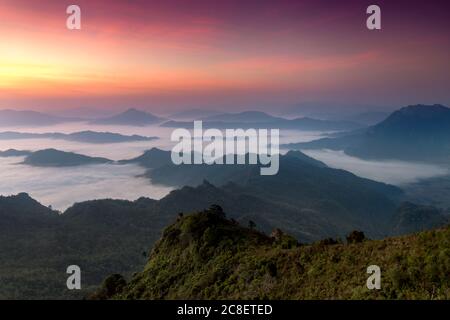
[
  {"left": 121, "top": 148, "right": 402, "bottom": 239},
  {"left": 403, "top": 175, "right": 450, "bottom": 209},
  {"left": 284, "top": 105, "right": 450, "bottom": 163},
  {"left": 0, "top": 130, "right": 157, "bottom": 144},
  {"left": 168, "top": 109, "right": 220, "bottom": 120},
  {"left": 0, "top": 194, "right": 166, "bottom": 299},
  {"left": 161, "top": 115, "right": 364, "bottom": 131},
  {"left": 203, "top": 111, "right": 284, "bottom": 122},
  {"left": 283, "top": 102, "right": 392, "bottom": 120},
  {"left": 0, "top": 193, "right": 58, "bottom": 228},
  {"left": 287, "top": 117, "right": 363, "bottom": 131},
  {"left": 0, "top": 109, "right": 80, "bottom": 127},
  {"left": 345, "top": 111, "right": 389, "bottom": 126},
  {"left": 390, "top": 202, "right": 449, "bottom": 235},
  {"left": 0, "top": 149, "right": 32, "bottom": 157},
  {"left": 91, "top": 108, "right": 164, "bottom": 126},
  {"left": 119, "top": 147, "right": 172, "bottom": 168},
  {"left": 46, "top": 107, "right": 114, "bottom": 118},
  {"left": 95, "top": 209, "right": 450, "bottom": 300},
  {"left": 22, "top": 149, "right": 112, "bottom": 167},
  {"left": 0, "top": 182, "right": 444, "bottom": 299}
]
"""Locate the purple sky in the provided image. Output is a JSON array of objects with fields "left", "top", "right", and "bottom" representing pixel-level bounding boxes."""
[{"left": 0, "top": 0, "right": 449, "bottom": 114}]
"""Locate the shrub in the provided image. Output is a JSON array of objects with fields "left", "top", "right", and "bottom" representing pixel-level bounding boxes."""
[{"left": 346, "top": 230, "right": 366, "bottom": 244}]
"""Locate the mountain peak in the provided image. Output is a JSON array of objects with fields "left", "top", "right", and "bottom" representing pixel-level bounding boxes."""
[
  {"left": 0, "top": 149, "right": 32, "bottom": 157},
  {"left": 396, "top": 104, "right": 449, "bottom": 115},
  {"left": 376, "top": 104, "right": 450, "bottom": 129},
  {"left": 123, "top": 108, "right": 144, "bottom": 115},
  {"left": 91, "top": 108, "right": 163, "bottom": 126}
]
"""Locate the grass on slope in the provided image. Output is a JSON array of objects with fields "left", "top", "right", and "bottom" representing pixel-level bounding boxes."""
[{"left": 94, "top": 207, "right": 450, "bottom": 300}]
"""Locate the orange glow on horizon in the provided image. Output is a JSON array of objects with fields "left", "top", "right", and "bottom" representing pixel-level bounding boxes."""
[{"left": 0, "top": 0, "right": 449, "bottom": 109}]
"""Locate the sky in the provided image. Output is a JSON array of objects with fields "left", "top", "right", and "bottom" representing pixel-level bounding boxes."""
[{"left": 0, "top": 0, "right": 449, "bottom": 114}]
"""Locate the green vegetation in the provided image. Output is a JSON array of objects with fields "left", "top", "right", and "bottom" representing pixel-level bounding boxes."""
[
  {"left": 0, "top": 180, "right": 447, "bottom": 299},
  {"left": 101, "top": 207, "right": 450, "bottom": 300}
]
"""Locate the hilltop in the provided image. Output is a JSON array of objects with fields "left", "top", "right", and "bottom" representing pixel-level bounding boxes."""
[
  {"left": 96, "top": 208, "right": 450, "bottom": 300},
  {"left": 90, "top": 108, "right": 164, "bottom": 126}
]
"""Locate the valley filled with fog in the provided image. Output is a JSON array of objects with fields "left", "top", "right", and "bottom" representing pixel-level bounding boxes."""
[
  {"left": 301, "top": 149, "right": 449, "bottom": 185},
  {"left": 1, "top": 120, "right": 449, "bottom": 211},
  {"left": 0, "top": 123, "right": 174, "bottom": 210}
]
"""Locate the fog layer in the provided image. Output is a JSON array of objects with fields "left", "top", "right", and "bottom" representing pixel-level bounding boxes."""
[{"left": 302, "top": 149, "right": 449, "bottom": 185}]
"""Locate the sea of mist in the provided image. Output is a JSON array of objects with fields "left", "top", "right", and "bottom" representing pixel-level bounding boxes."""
[
  {"left": 0, "top": 156, "right": 173, "bottom": 211},
  {"left": 1, "top": 122, "right": 449, "bottom": 209},
  {"left": 301, "top": 149, "right": 449, "bottom": 185}
]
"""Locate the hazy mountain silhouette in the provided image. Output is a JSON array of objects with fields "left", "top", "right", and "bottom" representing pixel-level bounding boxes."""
[
  {"left": 344, "top": 111, "right": 389, "bottom": 126},
  {"left": 0, "top": 130, "right": 158, "bottom": 144},
  {"left": 168, "top": 109, "right": 221, "bottom": 120},
  {"left": 0, "top": 149, "right": 32, "bottom": 157},
  {"left": 0, "top": 109, "right": 81, "bottom": 127},
  {"left": 202, "top": 111, "right": 284, "bottom": 122},
  {"left": 119, "top": 147, "right": 172, "bottom": 168},
  {"left": 91, "top": 108, "right": 164, "bottom": 126},
  {"left": 120, "top": 148, "right": 402, "bottom": 239},
  {"left": 161, "top": 115, "right": 363, "bottom": 131},
  {"left": 21, "top": 149, "right": 112, "bottom": 167},
  {"left": 390, "top": 202, "right": 448, "bottom": 235},
  {"left": 285, "top": 104, "right": 450, "bottom": 163}
]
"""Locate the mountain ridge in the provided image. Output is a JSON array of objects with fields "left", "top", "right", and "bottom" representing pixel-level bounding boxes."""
[
  {"left": 91, "top": 108, "right": 164, "bottom": 126},
  {"left": 22, "top": 149, "right": 112, "bottom": 167},
  {"left": 0, "top": 109, "right": 81, "bottom": 127},
  {"left": 284, "top": 104, "right": 450, "bottom": 163},
  {"left": 0, "top": 130, "right": 158, "bottom": 143},
  {"left": 95, "top": 208, "right": 450, "bottom": 300}
]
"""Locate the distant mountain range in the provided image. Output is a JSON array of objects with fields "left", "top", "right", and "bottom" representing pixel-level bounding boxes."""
[
  {"left": 0, "top": 108, "right": 167, "bottom": 127},
  {"left": 90, "top": 108, "right": 164, "bottom": 126},
  {"left": 161, "top": 111, "right": 364, "bottom": 131},
  {"left": 390, "top": 202, "right": 449, "bottom": 235},
  {"left": 2, "top": 104, "right": 449, "bottom": 300},
  {"left": 344, "top": 111, "right": 389, "bottom": 126},
  {"left": 284, "top": 104, "right": 450, "bottom": 163},
  {"left": 119, "top": 147, "right": 172, "bottom": 168},
  {"left": 1, "top": 145, "right": 406, "bottom": 241},
  {"left": 2, "top": 149, "right": 113, "bottom": 167},
  {"left": 2, "top": 146, "right": 424, "bottom": 241},
  {"left": 0, "top": 130, "right": 157, "bottom": 144},
  {"left": 119, "top": 147, "right": 405, "bottom": 240},
  {"left": 0, "top": 149, "right": 31, "bottom": 157},
  {"left": 202, "top": 111, "right": 283, "bottom": 122},
  {"left": 168, "top": 109, "right": 221, "bottom": 120},
  {"left": 283, "top": 102, "right": 393, "bottom": 121},
  {"left": 0, "top": 109, "right": 80, "bottom": 127},
  {"left": 0, "top": 108, "right": 376, "bottom": 131}
]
